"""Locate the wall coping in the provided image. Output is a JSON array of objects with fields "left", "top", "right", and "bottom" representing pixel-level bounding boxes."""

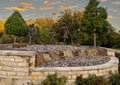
[
  {"left": 33, "top": 57, "right": 119, "bottom": 71},
  {"left": 0, "top": 50, "right": 36, "bottom": 56}
]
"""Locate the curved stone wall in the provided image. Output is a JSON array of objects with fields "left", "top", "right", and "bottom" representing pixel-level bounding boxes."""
[
  {"left": 0, "top": 47, "right": 118, "bottom": 85},
  {"left": 30, "top": 57, "right": 119, "bottom": 85}
]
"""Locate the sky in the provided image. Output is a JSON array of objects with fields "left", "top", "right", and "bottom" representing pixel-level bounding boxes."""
[{"left": 0, "top": 0, "right": 120, "bottom": 31}]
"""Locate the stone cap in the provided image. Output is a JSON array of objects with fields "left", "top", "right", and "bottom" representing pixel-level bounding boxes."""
[
  {"left": 33, "top": 57, "right": 119, "bottom": 71},
  {"left": 0, "top": 50, "right": 36, "bottom": 56}
]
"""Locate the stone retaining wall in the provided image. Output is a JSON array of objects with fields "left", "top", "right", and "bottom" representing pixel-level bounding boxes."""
[
  {"left": 0, "top": 48, "right": 118, "bottom": 85},
  {"left": 30, "top": 57, "right": 119, "bottom": 85}
]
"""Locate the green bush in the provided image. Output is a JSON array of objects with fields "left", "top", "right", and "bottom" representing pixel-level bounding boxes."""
[
  {"left": 42, "top": 73, "right": 67, "bottom": 85},
  {"left": 1, "top": 34, "right": 28, "bottom": 44},
  {"left": 76, "top": 74, "right": 111, "bottom": 85},
  {"left": 109, "top": 73, "right": 120, "bottom": 85}
]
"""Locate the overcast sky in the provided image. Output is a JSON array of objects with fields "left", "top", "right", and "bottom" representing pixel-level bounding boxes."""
[{"left": 0, "top": 0, "right": 120, "bottom": 31}]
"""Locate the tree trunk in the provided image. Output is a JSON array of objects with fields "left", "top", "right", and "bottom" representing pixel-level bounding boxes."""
[{"left": 94, "top": 33, "right": 96, "bottom": 47}]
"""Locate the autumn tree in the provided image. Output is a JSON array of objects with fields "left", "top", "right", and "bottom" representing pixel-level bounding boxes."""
[
  {"left": 55, "top": 10, "right": 83, "bottom": 44},
  {"left": 0, "top": 20, "right": 4, "bottom": 36},
  {"left": 81, "top": 0, "right": 109, "bottom": 47},
  {"left": 4, "top": 11, "right": 27, "bottom": 36}
]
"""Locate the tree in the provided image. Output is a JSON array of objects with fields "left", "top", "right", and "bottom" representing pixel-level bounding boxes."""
[
  {"left": 4, "top": 11, "right": 27, "bottom": 36},
  {"left": 0, "top": 20, "right": 4, "bottom": 37},
  {"left": 81, "top": 0, "right": 108, "bottom": 47},
  {"left": 55, "top": 10, "right": 83, "bottom": 44}
]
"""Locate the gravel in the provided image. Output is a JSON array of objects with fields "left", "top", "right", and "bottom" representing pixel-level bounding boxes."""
[{"left": 40, "top": 56, "right": 110, "bottom": 67}]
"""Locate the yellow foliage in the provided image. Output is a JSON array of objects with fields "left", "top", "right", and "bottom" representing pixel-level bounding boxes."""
[
  {"left": 0, "top": 20, "right": 4, "bottom": 32},
  {"left": 26, "top": 19, "right": 35, "bottom": 25}
]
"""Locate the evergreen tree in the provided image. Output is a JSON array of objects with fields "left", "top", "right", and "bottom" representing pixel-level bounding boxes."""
[
  {"left": 4, "top": 11, "right": 27, "bottom": 36},
  {"left": 81, "top": 0, "right": 109, "bottom": 47}
]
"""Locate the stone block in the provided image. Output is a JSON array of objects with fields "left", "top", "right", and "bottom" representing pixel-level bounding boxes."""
[
  {"left": 67, "top": 79, "right": 75, "bottom": 84},
  {"left": 72, "top": 75, "right": 76, "bottom": 79},
  {"left": 88, "top": 70, "right": 98, "bottom": 74},
  {"left": 15, "top": 58, "right": 24, "bottom": 62},
  {"left": 31, "top": 71, "right": 44, "bottom": 76},
  {"left": 0, "top": 66, "right": 2, "bottom": 70},
  {"left": 7, "top": 72, "right": 16, "bottom": 76},
  {"left": 0, "top": 71, "right": 7, "bottom": 75},
  {"left": 18, "top": 63, "right": 28, "bottom": 67},
  {"left": 0, "top": 78, "right": 12, "bottom": 85},
  {"left": 68, "top": 71, "right": 76, "bottom": 75},
  {"left": 4, "top": 58, "right": 14, "bottom": 62},
  {"left": 2, "top": 62, "right": 18, "bottom": 66},
  {"left": 30, "top": 76, "right": 39, "bottom": 81},
  {"left": 68, "top": 75, "right": 72, "bottom": 79},
  {"left": 43, "top": 54, "right": 52, "bottom": 61},
  {"left": 17, "top": 72, "right": 28, "bottom": 76},
  {"left": 48, "top": 71, "right": 55, "bottom": 75},
  {"left": 107, "top": 52, "right": 115, "bottom": 57},
  {"left": 63, "top": 50, "right": 73, "bottom": 58},
  {"left": 76, "top": 71, "right": 88, "bottom": 76},
  {"left": 35, "top": 53, "right": 46, "bottom": 66},
  {"left": 14, "top": 67, "right": 29, "bottom": 72},
  {"left": 3, "top": 66, "right": 13, "bottom": 71}
]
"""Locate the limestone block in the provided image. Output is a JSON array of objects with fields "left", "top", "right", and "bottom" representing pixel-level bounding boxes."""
[
  {"left": 18, "top": 63, "right": 28, "bottom": 67},
  {"left": 15, "top": 58, "right": 24, "bottom": 62},
  {"left": 31, "top": 71, "right": 44, "bottom": 76},
  {"left": 0, "top": 78, "right": 12, "bottom": 85},
  {"left": 4, "top": 58, "right": 14, "bottom": 62},
  {"left": 72, "top": 75, "right": 76, "bottom": 79},
  {"left": 30, "top": 76, "right": 39, "bottom": 81},
  {"left": 48, "top": 71, "right": 55, "bottom": 75},
  {"left": 76, "top": 71, "right": 88, "bottom": 76},
  {"left": 0, "top": 71, "right": 7, "bottom": 75},
  {"left": 7, "top": 72, "right": 16, "bottom": 76},
  {"left": 63, "top": 50, "right": 73, "bottom": 58},
  {"left": 68, "top": 75, "right": 72, "bottom": 79},
  {"left": 39, "top": 76, "right": 47, "bottom": 81},
  {"left": 107, "top": 52, "right": 115, "bottom": 57},
  {"left": 43, "top": 72, "right": 49, "bottom": 75},
  {"left": 43, "top": 54, "right": 52, "bottom": 61},
  {"left": 67, "top": 79, "right": 75, "bottom": 84},
  {"left": 12, "top": 79, "right": 31, "bottom": 85},
  {"left": 3, "top": 66, "right": 13, "bottom": 71},
  {"left": 30, "top": 56, "right": 35, "bottom": 67},
  {"left": 17, "top": 72, "right": 28, "bottom": 76},
  {"left": 35, "top": 53, "right": 46, "bottom": 66},
  {"left": 14, "top": 67, "right": 29, "bottom": 72},
  {"left": 49, "top": 52, "right": 60, "bottom": 60},
  {"left": 68, "top": 71, "right": 76, "bottom": 75},
  {"left": 88, "top": 70, "right": 98, "bottom": 74},
  {"left": 2, "top": 62, "right": 18, "bottom": 66}
]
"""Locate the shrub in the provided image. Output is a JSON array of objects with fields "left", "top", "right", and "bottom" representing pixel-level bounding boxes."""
[
  {"left": 109, "top": 73, "right": 120, "bottom": 85},
  {"left": 76, "top": 74, "right": 111, "bottom": 85},
  {"left": 42, "top": 73, "right": 67, "bottom": 85}
]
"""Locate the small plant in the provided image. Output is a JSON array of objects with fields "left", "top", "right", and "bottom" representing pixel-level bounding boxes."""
[
  {"left": 42, "top": 73, "right": 67, "bottom": 85},
  {"left": 76, "top": 74, "right": 111, "bottom": 85},
  {"left": 109, "top": 73, "right": 120, "bottom": 85}
]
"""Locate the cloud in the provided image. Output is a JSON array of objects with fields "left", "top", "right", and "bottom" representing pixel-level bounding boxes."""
[
  {"left": 108, "top": 15, "right": 113, "bottom": 19},
  {"left": 21, "top": 1, "right": 35, "bottom": 10},
  {"left": 44, "top": 0, "right": 61, "bottom": 5},
  {"left": 59, "top": 5, "right": 79, "bottom": 10},
  {"left": 108, "top": 8, "right": 118, "bottom": 13},
  {"left": 5, "top": 1, "right": 35, "bottom": 11},
  {"left": 99, "top": 0, "right": 107, "bottom": 2},
  {"left": 112, "top": 1, "right": 120, "bottom": 5},
  {"left": 5, "top": 6, "right": 26, "bottom": 11},
  {"left": 39, "top": 7, "right": 53, "bottom": 11}
]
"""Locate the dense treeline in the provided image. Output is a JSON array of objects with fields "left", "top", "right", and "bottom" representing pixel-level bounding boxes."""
[{"left": 0, "top": 0, "right": 120, "bottom": 48}]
